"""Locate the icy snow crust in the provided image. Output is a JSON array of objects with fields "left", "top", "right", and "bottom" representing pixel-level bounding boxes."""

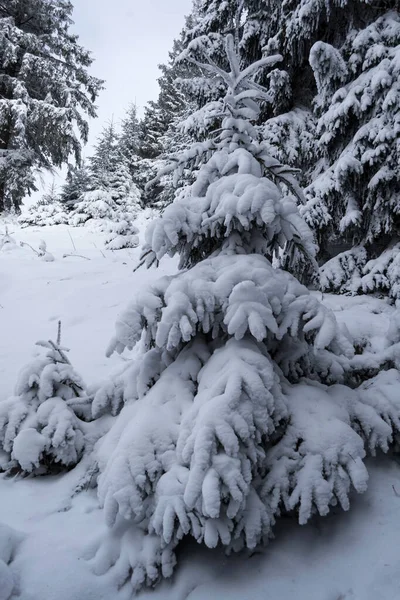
[{"left": 1, "top": 223, "right": 400, "bottom": 598}]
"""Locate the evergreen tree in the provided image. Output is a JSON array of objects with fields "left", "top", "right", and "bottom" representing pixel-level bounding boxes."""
[
  {"left": 119, "top": 103, "right": 141, "bottom": 183},
  {"left": 305, "top": 10, "right": 400, "bottom": 268},
  {"left": 69, "top": 189, "right": 116, "bottom": 226},
  {"left": 84, "top": 35, "right": 400, "bottom": 593},
  {"left": 184, "top": 0, "right": 400, "bottom": 295},
  {"left": 0, "top": 0, "right": 103, "bottom": 213},
  {"left": 68, "top": 119, "right": 141, "bottom": 249},
  {"left": 89, "top": 121, "right": 121, "bottom": 191},
  {"left": 61, "top": 162, "right": 91, "bottom": 209},
  {"left": 0, "top": 326, "right": 91, "bottom": 475},
  {"left": 136, "top": 30, "right": 196, "bottom": 207},
  {"left": 69, "top": 163, "right": 141, "bottom": 250},
  {"left": 19, "top": 180, "right": 69, "bottom": 227},
  {"left": 138, "top": 102, "right": 169, "bottom": 161}
]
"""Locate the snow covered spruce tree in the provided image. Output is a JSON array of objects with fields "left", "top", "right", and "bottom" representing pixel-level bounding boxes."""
[
  {"left": 61, "top": 162, "right": 91, "bottom": 209},
  {"left": 306, "top": 11, "right": 400, "bottom": 297},
  {"left": 19, "top": 181, "right": 68, "bottom": 227},
  {"left": 0, "top": 0, "right": 103, "bottom": 213},
  {"left": 136, "top": 31, "right": 195, "bottom": 208},
  {"left": 83, "top": 34, "right": 400, "bottom": 593},
  {"left": 69, "top": 122, "right": 141, "bottom": 249},
  {"left": 0, "top": 324, "right": 91, "bottom": 475}
]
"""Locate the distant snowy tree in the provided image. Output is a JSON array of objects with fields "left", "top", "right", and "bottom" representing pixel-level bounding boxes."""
[
  {"left": 19, "top": 181, "right": 68, "bottom": 227},
  {"left": 89, "top": 122, "right": 121, "bottom": 191},
  {"left": 0, "top": 0, "right": 103, "bottom": 213},
  {"left": 135, "top": 29, "right": 197, "bottom": 207},
  {"left": 66, "top": 119, "right": 141, "bottom": 249},
  {"left": 119, "top": 104, "right": 140, "bottom": 165},
  {"left": 69, "top": 184, "right": 140, "bottom": 250},
  {"left": 69, "top": 189, "right": 115, "bottom": 226},
  {"left": 107, "top": 162, "right": 134, "bottom": 203},
  {"left": 0, "top": 325, "right": 91, "bottom": 475},
  {"left": 61, "top": 163, "right": 91, "bottom": 209},
  {"left": 83, "top": 35, "right": 400, "bottom": 594},
  {"left": 119, "top": 103, "right": 142, "bottom": 188}
]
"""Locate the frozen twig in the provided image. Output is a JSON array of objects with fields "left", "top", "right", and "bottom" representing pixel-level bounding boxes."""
[
  {"left": 67, "top": 229, "right": 77, "bottom": 251},
  {"left": 19, "top": 241, "right": 40, "bottom": 256},
  {"left": 62, "top": 253, "right": 90, "bottom": 260}
]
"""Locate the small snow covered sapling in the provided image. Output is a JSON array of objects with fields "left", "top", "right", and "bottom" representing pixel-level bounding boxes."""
[
  {"left": 0, "top": 322, "right": 91, "bottom": 475},
  {"left": 104, "top": 220, "right": 139, "bottom": 251},
  {"left": 20, "top": 239, "right": 55, "bottom": 262},
  {"left": 0, "top": 227, "right": 17, "bottom": 252}
]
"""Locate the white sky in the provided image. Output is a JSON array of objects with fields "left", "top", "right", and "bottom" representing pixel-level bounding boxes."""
[
  {"left": 74, "top": 0, "right": 193, "bottom": 149},
  {"left": 31, "top": 0, "right": 193, "bottom": 200}
]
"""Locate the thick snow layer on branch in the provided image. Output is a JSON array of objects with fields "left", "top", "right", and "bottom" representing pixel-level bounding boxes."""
[
  {"left": 143, "top": 148, "right": 315, "bottom": 269},
  {"left": 107, "top": 253, "right": 352, "bottom": 382}
]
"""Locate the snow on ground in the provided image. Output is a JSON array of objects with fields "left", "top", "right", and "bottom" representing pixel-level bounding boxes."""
[{"left": 1, "top": 218, "right": 400, "bottom": 599}]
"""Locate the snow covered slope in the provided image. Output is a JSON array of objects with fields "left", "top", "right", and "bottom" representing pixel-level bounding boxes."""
[{"left": 1, "top": 220, "right": 400, "bottom": 600}]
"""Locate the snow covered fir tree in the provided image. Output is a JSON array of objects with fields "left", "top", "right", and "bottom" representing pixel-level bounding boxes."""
[
  {"left": 154, "top": 0, "right": 400, "bottom": 300},
  {"left": 20, "top": 121, "right": 141, "bottom": 250},
  {"left": 0, "top": 0, "right": 103, "bottom": 213},
  {"left": 80, "top": 34, "right": 400, "bottom": 593},
  {"left": 69, "top": 122, "right": 141, "bottom": 249},
  {"left": 60, "top": 163, "right": 91, "bottom": 209},
  {"left": 307, "top": 9, "right": 400, "bottom": 297},
  {"left": 0, "top": 323, "right": 91, "bottom": 475},
  {"left": 19, "top": 181, "right": 68, "bottom": 227}
]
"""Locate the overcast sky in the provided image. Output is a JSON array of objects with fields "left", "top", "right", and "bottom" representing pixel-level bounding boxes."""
[
  {"left": 31, "top": 0, "right": 193, "bottom": 198},
  {"left": 73, "top": 0, "right": 193, "bottom": 151}
]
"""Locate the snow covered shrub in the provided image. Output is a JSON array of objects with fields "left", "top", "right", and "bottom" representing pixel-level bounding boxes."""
[
  {"left": 0, "top": 227, "right": 17, "bottom": 253},
  {"left": 321, "top": 244, "right": 400, "bottom": 300},
  {"left": 69, "top": 189, "right": 116, "bottom": 226},
  {"left": 357, "top": 244, "right": 400, "bottom": 300},
  {"left": 87, "top": 34, "right": 400, "bottom": 593},
  {"left": 104, "top": 220, "right": 139, "bottom": 251},
  {"left": 0, "top": 326, "right": 91, "bottom": 475},
  {"left": 19, "top": 183, "right": 68, "bottom": 227},
  {"left": 19, "top": 201, "right": 69, "bottom": 227},
  {"left": 320, "top": 246, "right": 367, "bottom": 294},
  {"left": 19, "top": 200, "right": 69, "bottom": 227},
  {"left": 69, "top": 185, "right": 141, "bottom": 250}
]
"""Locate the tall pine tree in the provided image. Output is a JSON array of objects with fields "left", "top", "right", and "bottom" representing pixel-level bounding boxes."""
[
  {"left": 0, "top": 0, "right": 103, "bottom": 212},
  {"left": 61, "top": 162, "right": 91, "bottom": 208}
]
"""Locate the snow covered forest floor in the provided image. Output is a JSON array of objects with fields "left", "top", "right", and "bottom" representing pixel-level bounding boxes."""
[{"left": 2, "top": 217, "right": 400, "bottom": 600}]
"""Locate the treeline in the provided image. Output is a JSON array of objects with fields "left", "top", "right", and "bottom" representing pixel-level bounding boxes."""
[{"left": 2, "top": 0, "right": 400, "bottom": 295}]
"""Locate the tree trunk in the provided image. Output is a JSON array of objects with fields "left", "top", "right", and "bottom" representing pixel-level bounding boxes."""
[{"left": 0, "top": 184, "right": 4, "bottom": 214}]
